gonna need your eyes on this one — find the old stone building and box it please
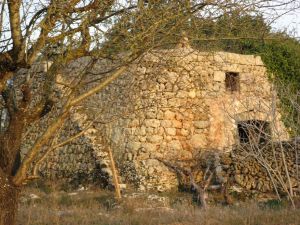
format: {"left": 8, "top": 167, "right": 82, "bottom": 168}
{"left": 1, "top": 43, "right": 290, "bottom": 191}
{"left": 92, "top": 47, "right": 289, "bottom": 191}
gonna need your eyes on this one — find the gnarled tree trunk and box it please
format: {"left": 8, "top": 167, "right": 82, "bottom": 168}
{"left": 0, "top": 113, "right": 25, "bottom": 225}
{"left": 0, "top": 168, "right": 19, "bottom": 225}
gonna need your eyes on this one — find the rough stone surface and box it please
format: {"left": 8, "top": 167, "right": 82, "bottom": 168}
{"left": 222, "top": 142, "right": 300, "bottom": 193}
{"left": 6, "top": 45, "right": 290, "bottom": 191}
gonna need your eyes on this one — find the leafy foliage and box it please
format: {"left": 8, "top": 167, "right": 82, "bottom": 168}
{"left": 259, "top": 39, "right": 300, "bottom": 135}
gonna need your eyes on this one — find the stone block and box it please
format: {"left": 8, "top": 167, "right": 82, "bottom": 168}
{"left": 214, "top": 53, "right": 225, "bottom": 63}
{"left": 176, "top": 91, "right": 188, "bottom": 98}
{"left": 139, "top": 136, "right": 146, "bottom": 142}
{"left": 168, "top": 140, "right": 182, "bottom": 151}
{"left": 127, "top": 142, "right": 141, "bottom": 152}
{"left": 144, "top": 119, "right": 160, "bottom": 128}
{"left": 145, "top": 159, "right": 160, "bottom": 167}
{"left": 166, "top": 136, "right": 172, "bottom": 141}
{"left": 158, "top": 127, "right": 164, "bottom": 135}
{"left": 158, "top": 83, "right": 165, "bottom": 91}
{"left": 157, "top": 76, "right": 167, "bottom": 84}
{"left": 165, "top": 128, "right": 176, "bottom": 136}
{"left": 175, "top": 112, "right": 184, "bottom": 120}
{"left": 146, "top": 111, "right": 157, "bottom": 119}
{"left": 147, "top": 135, "right": 164, "bottom": 143}
{"left": 183, "top": 122, "right": 192, "bottom": 129}
{"left": 189, "top": 134, "right": 207, "bottom": 149}
{"left": 172, "top": 120, "right": 183, "bottom": 128}
{"left": 168, "top": 98, "right": 181, "bottom": 108}
{"left": 148, "top": 167, "right": 155, "bottom": 175}
{"left": 194, "top": 129, "right": 205, "bottom": 134}
{"left": 180, "top": 150, "right": 193, "bottom": 159}
{"left": 166, "top": 71, "right": 178, "bottom": 84}
{"left": 173, "top": 85, "right": 179, "bottom": 92}
{"left": 164, "top": 110, "right": 176, "bottom": 120}
{"left": 137, "top": 66, "right": 147, "bottom": 74}
{"left": 182, "top": 111, "right": 194, "bottom": 120}
{"left": 146, "top": 127, "right": 154, "bottom": 134}
{"left": 161, "top": 120, "right": 173, "bottom": 128}
{"left": 157, "top": 110, "right": 164, "bottom": 119}
{"left": 164, "top": 92, "right": 175, "bottom": 98}
{"left": 126, "top": 153, "right": 133, "bottom": 161}
{"left": 150, "top": 152, "right": 163, "bottom": 159}
{"left": 194, "top": 121, "right": 210, "bottom": 129}
{"left": 180, "top": 129, "right": 189, "bottom": 136}
{"left": 214, "top": 71, "right": 225, "bottom": 82}
{"left": 165, "top": 83, "right": 173, "bottom": 91}
{"left": 188, "top": 90, "right": 196, "bottom": 98}
{"left": 139, "top": 126, "right": 147, "bottom": 136}
{"left": 143, "top": 143, "right": 158, "bottom": 152}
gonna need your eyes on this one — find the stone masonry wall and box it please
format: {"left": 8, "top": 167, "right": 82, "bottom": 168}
{"left": 2, "top": 61, "right": 114, "bottom": 187}
{"left": 80, "top": 47, "right": 289, "bottom": 191}
{"left": 7, "top": 47, "right": 289, "bottom": 191}
{"left": 222, "top": 141, "right": 300, "bottom": 193}
{"left": 167, "top": 142, "right": 300, "bottom": 194}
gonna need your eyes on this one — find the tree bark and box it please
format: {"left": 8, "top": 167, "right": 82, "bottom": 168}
{"left": 0, "top": 168, "right": 19, "bottom": 225}
{"left": 0, "top": 114, "right": 25, "bottom": 175}
{"left": 0, "top": 113, "right": 24, "bottom": 225}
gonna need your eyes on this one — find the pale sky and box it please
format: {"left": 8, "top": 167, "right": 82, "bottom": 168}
{"left": 271, "top": 8, "right": 300, "bottom": 39}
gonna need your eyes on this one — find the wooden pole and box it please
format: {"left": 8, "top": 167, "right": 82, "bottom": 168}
{"left": 108, "top": 147, "right": 122, "bottom": 200}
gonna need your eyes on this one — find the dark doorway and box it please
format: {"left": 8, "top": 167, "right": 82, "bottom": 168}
{"left": 237, "top": 120, "right": 271, "bottom": 144}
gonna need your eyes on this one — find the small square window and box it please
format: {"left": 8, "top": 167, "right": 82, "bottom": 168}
{"left": 225, "top": 72, "right": 240, "bottom": 92}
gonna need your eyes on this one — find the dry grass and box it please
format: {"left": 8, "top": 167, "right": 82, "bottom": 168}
{"left": 17, "top": 185, "right": 300, "bottom": 225}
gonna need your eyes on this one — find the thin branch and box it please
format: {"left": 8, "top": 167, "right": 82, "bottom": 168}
{"left": 8, "top": 0, "right": 22, "bottom": 55}
{"left": 70, "top": 66, "right": 127, "bottom": 106}
{"left": 32, "top": 119, "right": 95, "bottom": 176}
{"left": 0, "top": 0, "right": 7, "bottom": 40}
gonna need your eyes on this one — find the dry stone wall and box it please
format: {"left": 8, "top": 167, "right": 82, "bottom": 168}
{"left": 1, "top": 61, "right": 114, "bottom": 186}
{"left": 222, "top": 142, "right": 300, "bottom": 193}
{"left": 6, "top": 46, "right": 289, "bottom": 191}
{"left": 168, "top": 142, "right": 300, "bottom": 194}
{"left": 37, "top": 124, "right": 109, "bottom": 186}
{"left": 79, "top": 47, "right": 289, "bottom": 191}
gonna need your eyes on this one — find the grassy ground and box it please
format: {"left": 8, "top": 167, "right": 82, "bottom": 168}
{"left": 17, "top": 184, "right": 300, "bottom": 225}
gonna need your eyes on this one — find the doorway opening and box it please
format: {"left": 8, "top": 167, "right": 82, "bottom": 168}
{"left": 237, "top": 120, "right": 271, "bottom": 144}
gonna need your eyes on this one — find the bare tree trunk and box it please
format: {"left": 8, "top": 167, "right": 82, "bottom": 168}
{"left": 222, "top": 183, "right": 233, "bottom": 205}
{"left": 0, "top": 168, "right": 19, "bottom": 225}
{"left": 198, "top": 188, "right": 207, "bottom": 209}
{"left": 0, "top": 115, "right": 25, "bottom": 225}
{"left": 0, "top": 114, "right": 25, "bottom": 175}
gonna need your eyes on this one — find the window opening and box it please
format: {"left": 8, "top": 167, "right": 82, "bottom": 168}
{"left": 225, "top": 72, "right": 240, "bottom": 92}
